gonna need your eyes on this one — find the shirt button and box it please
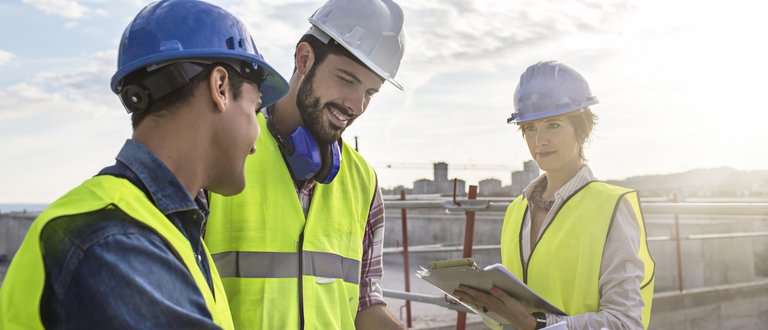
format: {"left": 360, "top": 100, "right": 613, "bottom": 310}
{"left": 195, "top": 254, "right": 201, "bottom": 262}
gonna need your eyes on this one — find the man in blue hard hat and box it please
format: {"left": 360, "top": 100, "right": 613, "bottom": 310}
{"left": 204, "top": 0, "right": 407, "bottom": 328}
{"left": 0, "top": 0, "right": 288, "bottom": 328}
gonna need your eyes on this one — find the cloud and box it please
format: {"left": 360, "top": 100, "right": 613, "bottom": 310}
{"left": 0, "top": 50, "right": 119, "bottom": 119}
{"left": 0, "top": 83, "right": 68, "bottom": 122}
{"left": 0, "top": 50, "right": 14, "bottom": 65}
{"left": 36, "top": 50, "right": 114, "bottom": 88}
{"left": 227, "top": 1, "right": 321, "bottom": 65}
{"left": 393, "top": 0, "right": 633, "bottom": 83}
{"left": 0, "top": 81, "right": 119, "bottom": 121}
{"left": 0, "top": 83, "right": 55, "bottom": 104}
{"left": 125, "top": 0, "right": 152, "bottom": 7}
{"left": 22, "top": 0, "right": 91, "bottom": 19}
{"left": 228, "top": 0, "right": 633, "bottom": 91}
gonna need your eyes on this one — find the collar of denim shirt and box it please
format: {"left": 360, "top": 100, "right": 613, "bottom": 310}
{"left": 113, "top": 139, "right": 200, "bottom": 215}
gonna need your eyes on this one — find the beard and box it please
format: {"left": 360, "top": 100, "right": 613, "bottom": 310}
{"left": 295, "top": 65, "right": 354, "bottom": 144}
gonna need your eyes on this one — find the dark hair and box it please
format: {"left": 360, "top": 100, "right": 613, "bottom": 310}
{"left": 127, "top": 63, "right": 247, "bottom": 128}
{"left": 516, "top": 109, "right": 598, "bottom": 162}
{"left": 293, "top": 34, "right": 369, "bottom": 74}
{"left": 568, "top": 109, "right": 598, "bottom": 162}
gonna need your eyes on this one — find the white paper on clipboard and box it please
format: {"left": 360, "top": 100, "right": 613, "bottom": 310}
{"left": 416, "top": 258, "right": 567, "bottom": 326}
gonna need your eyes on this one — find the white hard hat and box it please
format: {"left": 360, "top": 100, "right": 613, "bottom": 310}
{"left": 306, "top": 0, "right": 406, "bottom": 90}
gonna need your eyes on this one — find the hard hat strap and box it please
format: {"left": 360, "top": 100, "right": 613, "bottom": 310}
{"left": 142, "top": 63, "right": 205, "bottom": 101}
{"left": 119, "top": 62, "right": 205, "bottom": 113}
{"left": 118, "top": 61, "right": 267, "bottom": 114}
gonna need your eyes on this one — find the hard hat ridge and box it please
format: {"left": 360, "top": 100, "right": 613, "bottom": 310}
{"left": 508, "top": 61, "right": 598, "bottom": 124}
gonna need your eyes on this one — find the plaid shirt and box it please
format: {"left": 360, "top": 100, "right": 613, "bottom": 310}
{"left": 295, "top": 179, "right": 386, "bottom": 311}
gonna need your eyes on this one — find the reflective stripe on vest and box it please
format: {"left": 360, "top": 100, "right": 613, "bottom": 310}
{"left": 205, "top": 113, "right": 376, "bottom": 329}
{"left": 0, "top": 176, "right": 234, "bottom": 330}
{"left": 500, "top": 181, "right": 655, "bottom": 329}
{"left": 213, "top": 251, "right": 360, "bottom": 284}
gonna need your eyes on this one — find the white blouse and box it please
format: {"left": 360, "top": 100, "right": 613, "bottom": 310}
{"left": 518, "top": 165, "right": 645, "bottom": 330}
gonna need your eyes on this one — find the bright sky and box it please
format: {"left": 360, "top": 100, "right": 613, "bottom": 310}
{"left": 0, "top": 0, "right": 766, "bottom": 203}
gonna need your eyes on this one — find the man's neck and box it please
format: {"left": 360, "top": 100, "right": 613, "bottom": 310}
{"left": 133, "top": 119, "right": 207, "bottom": 199}
{"left": 272, "top": 88, "right": 302, "bottom": 136}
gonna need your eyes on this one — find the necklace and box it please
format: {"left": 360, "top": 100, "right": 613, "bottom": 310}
{"left": 529, "top": 179, "right": 554, "bottom": 211}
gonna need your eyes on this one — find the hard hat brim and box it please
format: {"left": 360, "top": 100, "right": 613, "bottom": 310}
{"left": 508, "top": 99, "right": 598, "bottom": 124}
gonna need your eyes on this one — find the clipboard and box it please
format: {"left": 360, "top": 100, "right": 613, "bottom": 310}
{"left": 416, "top": 258, "right": 567, "bottom": 326}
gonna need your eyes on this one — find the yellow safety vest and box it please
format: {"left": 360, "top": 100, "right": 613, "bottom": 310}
{"left": 501, "top": 182, "right": 655, "bottom": 329}
{"left": 0, "top": 176, "right": 234, "bottom": 330}
{"left": 205, "top": 113, "right": 377, "bottom": 329}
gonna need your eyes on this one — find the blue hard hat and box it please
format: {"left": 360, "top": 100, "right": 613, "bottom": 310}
{"left": 507, "top": 61, "right": 598, "bottom": 124}
{"left": 111, "top": 0, "right": 288, "bottom": 108}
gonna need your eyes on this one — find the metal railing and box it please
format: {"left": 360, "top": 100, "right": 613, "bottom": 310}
{"left": 383, "top": 200, "right": 768, "bottom": 215}
{"left": 381, "top": 188, "right": 768, "bottom": 329}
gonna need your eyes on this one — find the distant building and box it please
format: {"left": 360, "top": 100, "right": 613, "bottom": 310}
{"left": 523, "top": 160, "right": 539, "bottom": 176}
{"left": 413, "top": 179, "right": 434, "bottom": 195}
{"left": 510, "top": 171, "right": 527, "bottom": 196}
{"left": 399, "top": 161, "right": 539, "bottom": 197}
{"left": 381, "top": 185, "right": 411, "bottom": 196}
{"left": 434, "top": 162, "right": 448, "bottom": 183}
{"left": 408, "top": 162, "right": 467, "bottom": 196}
{"left": 434, "top": 162, "right": 451, "bottom": 195}
{"left": 510, "top": 160, "right": 540, "bottom": 196}
{"left": 479, "top": 178, "right": 502, "bottom": 196}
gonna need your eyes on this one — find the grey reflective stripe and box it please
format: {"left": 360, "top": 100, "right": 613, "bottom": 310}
{"left": 302, "top": 251, "right": 360, "bottom": 284}
{"left": 213, "top": 251, "right": 298, "bottom": 278}
{"left": 213, "top": 251, "right": 360, "bottom": 284}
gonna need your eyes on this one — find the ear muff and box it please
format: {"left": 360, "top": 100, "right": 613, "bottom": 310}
{"left": 119, "top": 84, "right": 151, "bottom": 113}
{"left": 315, "top": 141, "right": 341, "bottom": 184}
{"left": 267, "top": 117, "right": 341, "bottom": 184}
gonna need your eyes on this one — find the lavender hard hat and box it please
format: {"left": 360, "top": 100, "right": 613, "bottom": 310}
{"left": 508, "top": 61, "right": 598, "bottom": 124}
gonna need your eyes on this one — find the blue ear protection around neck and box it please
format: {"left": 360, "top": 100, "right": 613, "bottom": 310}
{"left": 267, "top": 116, "right": 341, "bottom": 184}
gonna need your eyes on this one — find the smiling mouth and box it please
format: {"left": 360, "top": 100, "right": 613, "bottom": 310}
{"left": 326, "top": 105, "right": 351, "bottom": 128}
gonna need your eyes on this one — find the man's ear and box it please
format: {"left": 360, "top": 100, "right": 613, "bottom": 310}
{"left": 295, "top": 42, "right": 316, "bottom": 76}
{"left": 209, "top": 66, "right": 230, "bottom": 113}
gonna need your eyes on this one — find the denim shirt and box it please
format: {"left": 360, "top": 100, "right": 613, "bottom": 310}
{"left": 40, "top": 139, "right": 220, "bottom": 329}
